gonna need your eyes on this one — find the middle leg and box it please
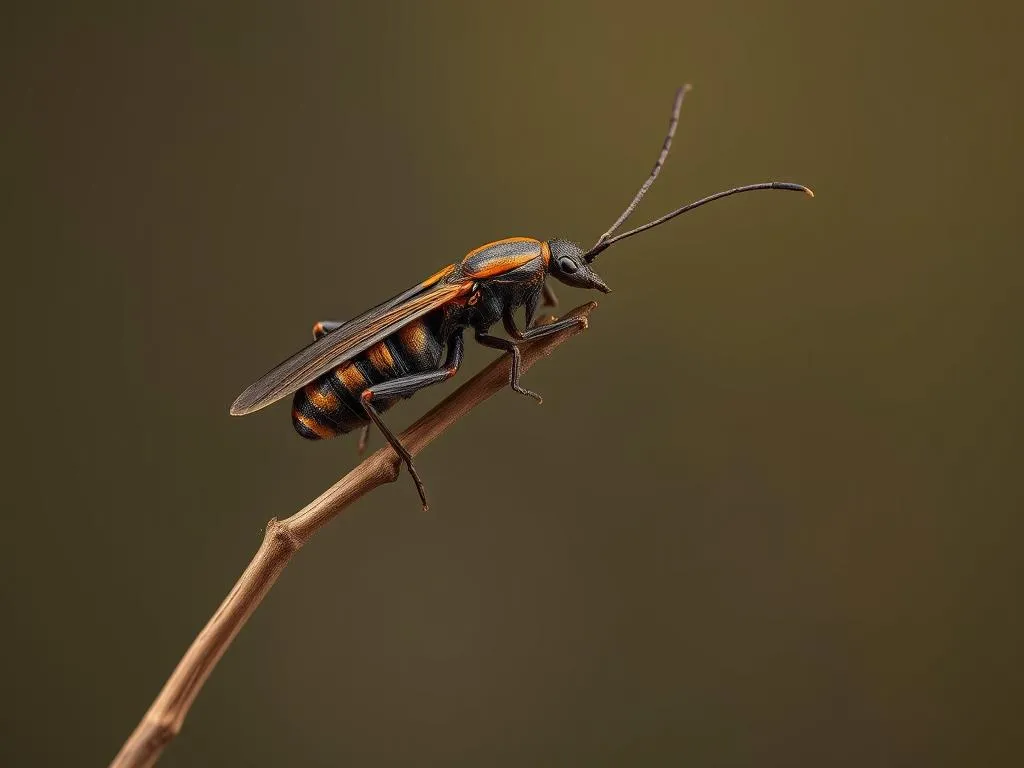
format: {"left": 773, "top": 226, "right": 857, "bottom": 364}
{"left": 472, "top": 308, "right": 588, "bottom": 404}
{"left": 474, "top": 330, "right": 542, "bottom": 404}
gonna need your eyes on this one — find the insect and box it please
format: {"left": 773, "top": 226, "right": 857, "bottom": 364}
{"left": 230, "top": 86, "right": 813, "bottom": 509}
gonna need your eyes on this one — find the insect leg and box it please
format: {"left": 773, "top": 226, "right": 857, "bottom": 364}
{"left": 358, "top": 332, "right": 464, "bottom": 510}
{"left": 530, "top": 312, "right": 560, "bottom": 329}
{"left": 473, "top": 308, "right": 588, "bottom": 404}
{"left": 312, "top": 320, "right": 346, "bottom": 340}
{"left": 504, "top": 308, "right": 587, "bottom": 342}
{"left": 473, "top": 330, "right": 543, "bottom": 404}
{"left": 524, "top": 284, "right": 558, "bottom": 329}
{"left": 541, "top": 282, "right": 559, "bottom": 308}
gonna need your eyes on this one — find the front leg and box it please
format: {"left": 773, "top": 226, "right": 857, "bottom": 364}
{"left": 503, "top": 306, "right": 588, "bottom": 341}
{"left": 473, "top": 330, "right": 543, "bottom": 404}
{"left": 541, "top": 282, "right": 559, "bottom": 308}
{"left": 524, "top": 283, "right": 559, "bottom": 329}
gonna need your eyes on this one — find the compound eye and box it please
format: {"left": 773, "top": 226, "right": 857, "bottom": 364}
{"left": 558, "top": 257, "right": 578, "bottom": 273}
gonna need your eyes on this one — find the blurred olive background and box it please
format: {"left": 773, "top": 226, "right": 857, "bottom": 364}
{"left": 4, "top": 1, "right": 1022, "bottom": 766}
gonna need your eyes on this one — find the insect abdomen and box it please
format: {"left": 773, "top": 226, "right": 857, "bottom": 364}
{"left": 291, "top": 314, "right": 446, "bottom": 440}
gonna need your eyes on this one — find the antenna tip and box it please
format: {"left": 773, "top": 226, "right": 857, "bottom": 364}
{"left": 682, "top": 83, "right": 693, "bottom": 93}
{"left": 772, "top": 182, "right": 815, "bottom": 198}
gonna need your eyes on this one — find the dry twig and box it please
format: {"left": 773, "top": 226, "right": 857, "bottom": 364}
{"left": 110, "top": 302, "right": 596, "bottom": 768}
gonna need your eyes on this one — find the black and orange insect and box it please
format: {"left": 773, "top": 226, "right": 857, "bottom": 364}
{"left": 231, "top": 87, "right": 813, "bottom": 509}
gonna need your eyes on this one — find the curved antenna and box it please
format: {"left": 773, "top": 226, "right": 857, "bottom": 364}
{"left": 587, "top": 85, "right": 691, "bottom": 257}
{"left": 584, "top": 182, "right": 814, "bottom": 262}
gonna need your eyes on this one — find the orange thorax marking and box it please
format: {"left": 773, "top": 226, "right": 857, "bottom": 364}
{"left": 461, "top": 237, "right": 543, "bottom": 279}
{"left": 419, "top": 263, "right": 456, "bottom": 289}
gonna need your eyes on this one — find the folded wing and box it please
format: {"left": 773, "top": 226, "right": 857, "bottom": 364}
{"left": 230, "top": 277, "right": 471, "bottom": 416}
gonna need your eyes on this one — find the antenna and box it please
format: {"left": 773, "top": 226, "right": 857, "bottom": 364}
{"left": 583, "top": 182, "right": 813, "bottom": 261}
{"left": 589, "top": 84, "right": 691, "bottom": 253}
{"left": 582, "top": 86, "right": 813, "bottom": 262}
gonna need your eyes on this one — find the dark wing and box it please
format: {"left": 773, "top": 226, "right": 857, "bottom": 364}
{"left": 230, "top": 277, "right": 471, "bottom": 416}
